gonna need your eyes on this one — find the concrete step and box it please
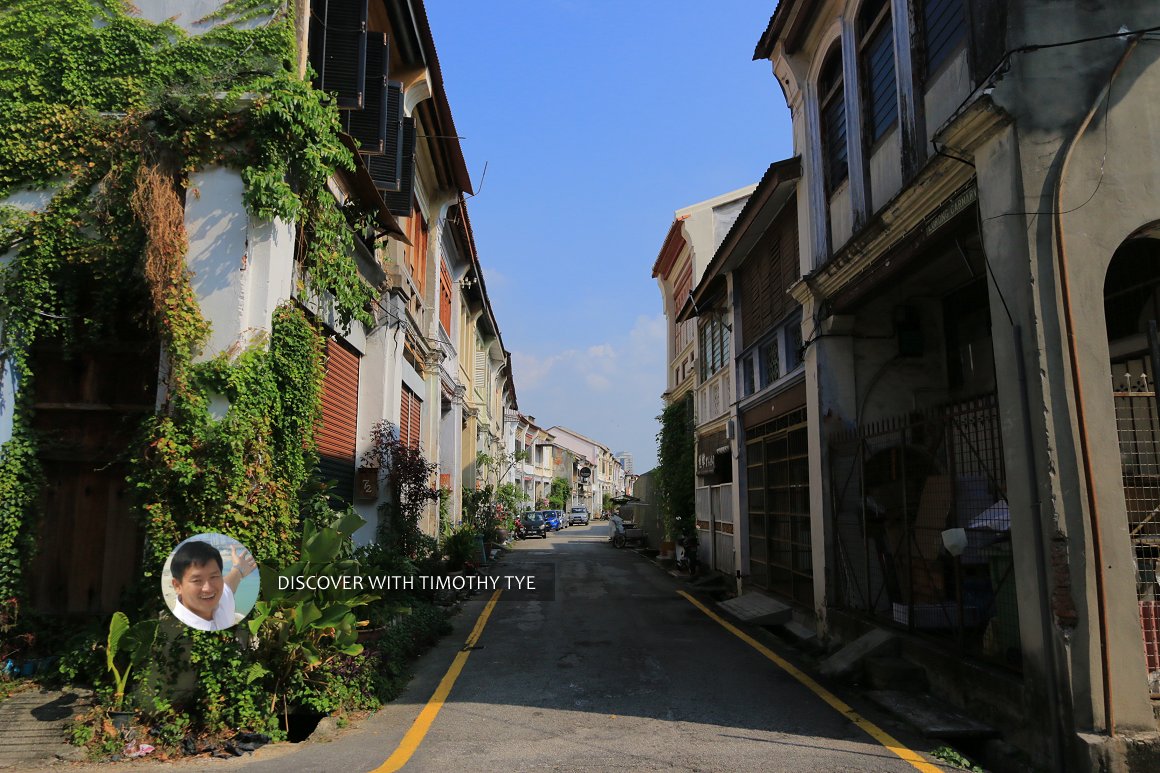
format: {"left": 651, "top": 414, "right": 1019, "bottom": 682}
{"left": 717, "top": 592, "right": 792, "bottom": 626}
{"left": 819, "top": 628, "right": 895, "bottom": 679}
{"left": 865, "top": 689, "right": 998, "bottom": 740}
{"left": 778, "top": 620, "right": 819, "bottom": 644}
{"left": 864, "top": 655, "right": 928, "bottom": 692}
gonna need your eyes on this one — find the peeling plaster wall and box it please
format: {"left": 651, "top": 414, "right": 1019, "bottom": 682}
{"left": 185, "top": 167, "right": 295, "bottom": 361}
{"left": 977, "top": 0, "right": 1160, "bottom": 748}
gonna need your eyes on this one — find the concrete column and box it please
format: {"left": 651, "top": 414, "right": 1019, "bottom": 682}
{"left": 805, "top": 304, "right": 857, "bottom": 636}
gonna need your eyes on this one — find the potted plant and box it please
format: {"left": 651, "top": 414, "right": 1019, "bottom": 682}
{"left": 105, "top": 612, "right": 158, "bottom": 730}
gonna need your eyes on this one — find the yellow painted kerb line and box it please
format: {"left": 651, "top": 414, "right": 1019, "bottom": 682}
{"left": 371, "top": 589, "right": 503, "bottom": 773}
{"left": 677, "top": 590, "right": 941, "bottom": 773}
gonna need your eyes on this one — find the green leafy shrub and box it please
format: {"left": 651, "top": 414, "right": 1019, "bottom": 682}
{"left": 442, "top": 527, "right": 478, "bottom": 572}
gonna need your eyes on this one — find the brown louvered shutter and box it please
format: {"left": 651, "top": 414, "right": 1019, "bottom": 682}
{"left": 439, "top": 260, "right": 453, "bottom": 334}
{"left": 345, "top": 32, "right": 389, "bottom": 154}
{"left": 317, "top": 339, "right": 360, "bottom": 503}
{"left": 400, "top": 385, "right": 422, "bottom": 449}
{"left": 398, "top": 388, "right": 411, "bottom": 448}
{"left": 383, "top": 117, "right": 416, "bottom": 215}
{"left": 307, "top": 0, "right": 368, "bottom": 110}
{"left": 409, "top": 388, "right": 422, "bottom": 449}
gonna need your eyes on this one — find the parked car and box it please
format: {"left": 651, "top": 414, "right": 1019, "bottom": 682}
{"left": 569, "top": 507, "right": 589, "bottom": 525}
{"left": 519, "top": 511, "right": 548, "bottom": 539}
{"left": 541, "top": 510, "right": 563, "bottom": 531}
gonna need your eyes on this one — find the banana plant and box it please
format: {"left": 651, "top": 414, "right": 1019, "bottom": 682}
{"left": 247, "top": 510, "right": 381, "bottom": 717}
{"left": 106, "top": 612, "right": 158, "bottom": 711}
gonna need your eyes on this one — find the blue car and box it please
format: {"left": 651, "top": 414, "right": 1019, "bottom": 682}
{"left": 541, "top": 510, "right": 562, "bottom": 531}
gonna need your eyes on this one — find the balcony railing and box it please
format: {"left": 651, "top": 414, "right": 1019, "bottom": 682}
{"left": 696, "top": 367, "right": 731, "bottom": 426}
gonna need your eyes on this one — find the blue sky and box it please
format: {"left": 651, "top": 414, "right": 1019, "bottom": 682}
{"left": 426, "top": 1, "right": 794, "bottom": 472}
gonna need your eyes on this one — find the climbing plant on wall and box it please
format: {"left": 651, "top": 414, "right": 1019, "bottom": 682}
{"left": 0, "top": 0, "right": 377, "bottom": 603}
{"left": 0, "top": 0, "right": 392, "bottom": 737}
{"left": 655, "top": 397, "right": 696, "bottom": 539}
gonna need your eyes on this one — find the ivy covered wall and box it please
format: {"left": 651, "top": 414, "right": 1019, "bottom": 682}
{"left": 0, "top": 0, "right": 374, "bottom": 607}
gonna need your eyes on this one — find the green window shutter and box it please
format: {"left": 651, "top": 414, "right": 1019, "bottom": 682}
{"left": 308, "top": 0, "right": 368, "bottom": 110}
{"left": 364, "top": 81, "right": 405, "bottom": 188}
{"left": 382, "top": 117, "right": 416, "bottom": 216}
{"left": 345, "top": 32, "right": 390, "bottom": 154}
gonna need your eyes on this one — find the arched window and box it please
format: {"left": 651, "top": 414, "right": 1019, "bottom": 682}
{"left": 859, "top": 0, "right": 897, "bottom": 145}
{"left": 922, "top": 0, "right": 967, "bottom": 75}
{"left": 819, "top": 47, "right": 847, "bottom": 193}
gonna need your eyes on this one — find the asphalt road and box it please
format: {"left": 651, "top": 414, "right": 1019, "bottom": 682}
{"left": 40, "top": 523, "right": 947, "bottom": 772}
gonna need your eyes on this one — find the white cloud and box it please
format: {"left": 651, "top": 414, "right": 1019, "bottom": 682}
{"left": 509, "top": 314, "right": 667, "bottom": 470}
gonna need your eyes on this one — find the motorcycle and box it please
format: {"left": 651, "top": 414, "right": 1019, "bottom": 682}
{"left": 675, "top": 534, "right": 700, "bottom": 575}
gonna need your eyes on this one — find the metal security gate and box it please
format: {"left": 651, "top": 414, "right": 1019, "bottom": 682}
{"left": 1112, "top": 357, "right": 1160, "bottom": 696}
{"left": 695, "top": 483, "right": 734, "bottom": 576}
{"left": 829, "top": 395, "right": 1021, "bottom": 669}
{"left": 745, "top": 407, "right": 812, "bottom": 607}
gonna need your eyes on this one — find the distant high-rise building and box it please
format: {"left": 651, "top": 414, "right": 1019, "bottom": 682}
{"left": 614, "top": 452, "right": 634, "bottom": 475}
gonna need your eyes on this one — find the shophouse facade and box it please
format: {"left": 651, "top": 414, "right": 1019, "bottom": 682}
{"left": 0, "top": 0, "right": 519, "bottom": 616}
{"left": 755, "top": 0, "right": 1160, "bottom": 766}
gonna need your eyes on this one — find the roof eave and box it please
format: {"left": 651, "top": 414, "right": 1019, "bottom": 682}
{"left": 753, "top": 0, "right": 820, "bottom": 60}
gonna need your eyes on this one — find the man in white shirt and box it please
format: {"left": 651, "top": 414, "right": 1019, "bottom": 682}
{"left": 169, "top": 541, "right": 257, "bottom": 631}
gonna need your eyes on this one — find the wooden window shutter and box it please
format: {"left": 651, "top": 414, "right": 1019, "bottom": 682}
{"left": 410, "top": 388, "right": 422, "bottom": 449}
{"left": 383, "top": 117, "right": 416, "bottom": 215}
{"left": 404, "top": 207, "right": 428, "bottom": 298}
{"left": 364, "top": 80, "right": 405, "bottom": 187}
{"left": 345, "top": 33, "right": 390, "bottom": 154}
{"left": 439, "top": 260, "right": 453, "bottom": 334}
{"left": 398, "top": 388, "right": 411, "bottom": 448}
{"left": 316, "top": 339, "right": 360, "bottom": 503}
{"left": 400, "top": 385, "right": 422, "bottom": 449}
{"left": 474, "top": 351, "right": 486, "bottom": 390}
{"left": 923, "top": 0, "right": 967, "bottom": 75}
{"left": 307, "top": 0, "right": 368, "bottom": 110}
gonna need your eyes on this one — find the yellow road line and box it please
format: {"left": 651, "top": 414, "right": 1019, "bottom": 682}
{"left": 370, "top": 589, "right": 503, "bottom": 773}
{"left": 677, "top": 590, "right": 941, "bottom": 773}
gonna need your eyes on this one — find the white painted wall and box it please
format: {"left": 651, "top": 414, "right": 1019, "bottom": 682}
{"left": 132, "top": 1, "right": 273, "bottom": 34}
{"left": 924, "top": 49, "right": 971, "bottom": 141}
{"left": 868, "top": 126, "right": 903, "bottom": 214}
{"left": 185, "top": 167, "right": 295, "bottom": 361}
{"left": 829, "top": 183, "right": 853, "bottom": 251}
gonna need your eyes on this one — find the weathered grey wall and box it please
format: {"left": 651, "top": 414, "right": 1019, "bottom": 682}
{"left": 978, "top": 0, "right": 1160, "bottom": 751}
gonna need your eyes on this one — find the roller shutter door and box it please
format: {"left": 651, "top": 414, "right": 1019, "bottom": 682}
{"left": 317, "top": 339, "right": 360, "bottom": 503}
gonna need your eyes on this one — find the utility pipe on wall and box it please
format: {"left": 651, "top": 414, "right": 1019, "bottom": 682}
{"left": 1053, "top": 33, "right": 1141, "bottom": 737}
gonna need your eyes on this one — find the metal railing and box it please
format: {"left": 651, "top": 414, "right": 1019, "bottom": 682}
{"left": 828, "top": 394, "right": 1021, "bottom": 670}
{"left": 696, "top": 368, "right": 731, "bottom": 426}
{"left": 1112, "top": 358, "right": 1160, "bottom": 695}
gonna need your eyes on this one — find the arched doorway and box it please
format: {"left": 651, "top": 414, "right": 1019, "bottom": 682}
{"left": 1104, "top": 235, "right": 1160, "bottom": 696}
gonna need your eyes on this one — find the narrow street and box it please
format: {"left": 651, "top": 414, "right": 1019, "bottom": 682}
{"left": 208, "top": 525, "right": 943, "bottom": 773}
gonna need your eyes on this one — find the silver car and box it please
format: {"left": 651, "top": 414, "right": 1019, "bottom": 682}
{"left": 568, "top": 507, "right": 590, "bottom": 525}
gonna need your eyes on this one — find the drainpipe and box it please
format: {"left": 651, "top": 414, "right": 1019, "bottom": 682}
{"left": 1053, "top": 34, "right": 1141, "bottom": 737}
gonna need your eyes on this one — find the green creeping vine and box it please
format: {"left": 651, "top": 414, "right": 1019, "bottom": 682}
{"left": 0, "top": 0, "right": 369, "bottom": 606}
{"left": 656, "top": 398, "right": 696, "bottom": 540}
{"left": 0, "top": 0, "right": 381, "bottom": 736}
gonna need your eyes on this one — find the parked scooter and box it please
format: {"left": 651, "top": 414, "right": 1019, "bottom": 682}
{"left": 675, "top": 533, "right": 700, "bottom": 575}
